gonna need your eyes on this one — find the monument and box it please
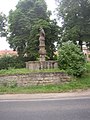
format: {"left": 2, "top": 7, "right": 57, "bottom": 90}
{"left": 26, "top": 27, "right": 58, "bottom": 70}
{"left": 39, "top": 27, "right": 46, "bottom": 62}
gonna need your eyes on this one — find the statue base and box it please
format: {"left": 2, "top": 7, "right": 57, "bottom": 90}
{"left": 26, "top": 61, "right": 58, "bottom": 70}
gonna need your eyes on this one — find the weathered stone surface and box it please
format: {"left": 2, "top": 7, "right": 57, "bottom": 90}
{"left": 26, "top": 61, "right": 58, "bottom": 70}
{"left": 0, "top": 72, "right": 71, "bottom": 87}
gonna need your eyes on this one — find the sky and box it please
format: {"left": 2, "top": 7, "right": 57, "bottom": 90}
{"left": 0, "top": 0, "right": 57, "bottom": 50}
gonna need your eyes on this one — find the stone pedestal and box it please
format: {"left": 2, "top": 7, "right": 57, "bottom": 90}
{"left": 26, "top": 61, "right": 58, "bottom": 70}
{"left": 39, "top": 35, "right": 46, "bottom": 62}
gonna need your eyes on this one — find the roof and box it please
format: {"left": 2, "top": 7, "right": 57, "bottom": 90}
{"left": 0, "top": 50, "right": 17, "bottom": 56}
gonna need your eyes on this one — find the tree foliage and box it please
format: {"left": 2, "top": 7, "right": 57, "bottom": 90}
{"left": 58, "top": 42, "right": 86, "bottom": 77}
{"left": 0, "top": 12, "right": 7, "bottom": 37}
{"left": 56, "top": 0, "right": 90, "bottom": 50}
{"left": 8, "top": 0, "right": 60, "bottom": 60}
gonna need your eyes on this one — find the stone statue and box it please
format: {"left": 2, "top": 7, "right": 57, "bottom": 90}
{"left": 39, "top": 27, "right": 45, "bottom": 38}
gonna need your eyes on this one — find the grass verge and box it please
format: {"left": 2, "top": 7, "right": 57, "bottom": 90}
{"left": 0, "top": 68, "right": 65, "bottom": 76}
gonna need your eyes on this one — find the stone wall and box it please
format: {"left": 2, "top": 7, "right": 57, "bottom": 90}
{"left": 0, "top": 72, "right": 71, "bottom": 87}
{"left": 26, "top": 61, "right": 58, "bottom": 70}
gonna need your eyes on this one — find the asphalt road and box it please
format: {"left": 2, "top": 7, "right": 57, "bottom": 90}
{"left": 0, "top": 96, "right": 90, "bottom": 120}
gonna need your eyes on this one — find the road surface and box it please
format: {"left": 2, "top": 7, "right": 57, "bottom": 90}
{"left": 0, "top": 95, "right": 90, "bottom": 120}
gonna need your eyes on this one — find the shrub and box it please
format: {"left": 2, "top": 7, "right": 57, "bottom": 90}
{"left": 57, "top": 42, "right": 86, "bottom": 77}
{"left": 0, "top": 56, "right": 25, "bottom": 70}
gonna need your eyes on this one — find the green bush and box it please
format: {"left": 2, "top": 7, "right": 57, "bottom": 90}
{"left": 0, "top": 56, "right": 25, "bottom": 70}
{"left": 57, "top": 42, "right": 86, "bottom": 77}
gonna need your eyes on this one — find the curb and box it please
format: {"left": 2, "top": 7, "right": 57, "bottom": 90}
{"left": 0, "top": 89, "right": 90, "bottom": 100}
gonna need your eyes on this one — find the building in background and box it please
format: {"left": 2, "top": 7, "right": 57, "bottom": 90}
{"left": 0, "top": 49, "right": 17, "bottom": 57}
{"left": 82, "top": 47, "right": 90, "bottom": 61}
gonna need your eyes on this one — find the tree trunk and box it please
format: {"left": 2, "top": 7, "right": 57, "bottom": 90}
{"left": 79, "top": 40, "right": 83, "bottom": 51}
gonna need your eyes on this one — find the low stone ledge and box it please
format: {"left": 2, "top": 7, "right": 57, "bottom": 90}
{"left": 0, "top": 72, "right": 71, "bottom": 87}
{"left": 26, "top": 61, "right": 58, "bottom": 70}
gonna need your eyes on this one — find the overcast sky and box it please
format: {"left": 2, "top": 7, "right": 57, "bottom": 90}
{"left": 0, "top": 0, "right": 57, "bottom": 50}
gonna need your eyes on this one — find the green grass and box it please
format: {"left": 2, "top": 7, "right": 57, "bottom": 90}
{"left": 0, "top": 62, "right": 90, "bottom": 94}
{"left": 0, "top": 68, "right": 30, "bottom": 76}
{"left": 0, "top": 68, "right": 64, "bottom": 76}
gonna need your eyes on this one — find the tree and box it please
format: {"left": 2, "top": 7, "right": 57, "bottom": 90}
{"left": 8, "top": 0, "right": 60, "bottom": 60}
{"left": 56, "top": 0, "right": 90, "bottom": 50}
{"left": 27, "top": 19, "right": 60, "bottom": 60}
{"left": 58, "top": 41, "right": 86, "bottom": 77}
{"left": 0, "top": 12, "right": 7, "bottom": 37}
